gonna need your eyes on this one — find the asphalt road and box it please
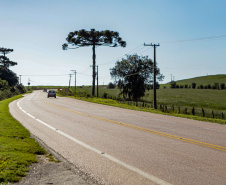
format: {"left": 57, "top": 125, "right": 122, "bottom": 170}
{"left": 9, "top": 91, "right": 226, "bottom": 185}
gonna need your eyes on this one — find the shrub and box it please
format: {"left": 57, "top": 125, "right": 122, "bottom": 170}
{"left": 192, "top": 83, "right": 196, "bottom": 89}
{"left": 102, "top": 92, "right": 108, "bottom": 99}
{"left": 170, "top": 81, "right": 176, "bottom": 88}
{"left": 107, "top": 82, "right": 116, "bottom": 89}
{"left": 220, "top": 83, "right": 225, "bottom": 90}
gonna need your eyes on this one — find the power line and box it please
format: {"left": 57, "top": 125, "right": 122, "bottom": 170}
{"left": 159, "top": 34, "right": 226, "bottom": 44}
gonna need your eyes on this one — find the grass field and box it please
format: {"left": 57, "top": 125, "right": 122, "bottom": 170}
{"left": 164, "top": 74, "right": 226, "bottom": 87}
{"left": 0, "top": 95, "right": 46, "bottom": 183}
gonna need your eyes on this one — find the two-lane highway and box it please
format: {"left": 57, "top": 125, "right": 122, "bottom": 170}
{"left": 9, "top": 91, "right": 226, "bottom": 184}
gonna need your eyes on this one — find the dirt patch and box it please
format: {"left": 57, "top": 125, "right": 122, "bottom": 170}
{"left": 10, "top": 135, "right": 101, "bottom": 185}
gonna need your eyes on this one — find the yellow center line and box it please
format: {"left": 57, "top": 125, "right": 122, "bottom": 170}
{"left": 41, "top": 94, "right": 226, "bottom": 152}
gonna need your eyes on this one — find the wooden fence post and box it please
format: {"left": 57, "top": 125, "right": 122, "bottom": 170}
{"left": 202, "top": 108, "right": 205, "bottom": 117}
{"left": 192, "top": 107, "right": 195, "bottom": 116}
{"left": 185, "top": 108, "right": 187, "bottom": 114}
{"left": 212, "top": 110, "right": 214, "bottom": 118}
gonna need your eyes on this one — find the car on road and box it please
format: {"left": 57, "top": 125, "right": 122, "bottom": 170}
{"left": 43, "top": 88, "right": 47, "bottom": 92}
{"left": 47, "top": 90, "right": 56, "bottom": 98}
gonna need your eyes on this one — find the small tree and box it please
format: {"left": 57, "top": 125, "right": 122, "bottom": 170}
{"left": 63, "top": 29, "right": 126, "bottom": 96}
{"left": 107, "top": 82, "right": 115, "bottom": 89}
{"left": 170, "top": 81, "right": 176, "bottom": 88}
{"left": 110, "top": 54, "right": 164, "bottom": 101}
{"left": 220, "top": 83, "right": 225, "bottom": 90}
{"left": 192, "top": 83, "right": 196, "bottom": 89}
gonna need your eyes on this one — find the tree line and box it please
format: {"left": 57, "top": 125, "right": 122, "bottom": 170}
{"left": 0, "top": 47, "right": 25, "bottom": 100}
{"left": 170, "top": 81, "right": 225, "bottom": 90}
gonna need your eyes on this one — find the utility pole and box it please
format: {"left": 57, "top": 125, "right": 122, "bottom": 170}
{"left": 69, "top": 74, "right": 72, "bottom": 88}
{"left": 19, "top": 75, "right": 22, "bottom": 84}
{"left": 171, "top": 74, "right": 172, "bottom": 82}
{"left": 144, "top": 43, "right": 160, "bottom": 109}
{"left": 71, "top": 70, "right": 76, "bottom": 94}
{"left": 96, "top": 65, "right": 99, "bottom": 97}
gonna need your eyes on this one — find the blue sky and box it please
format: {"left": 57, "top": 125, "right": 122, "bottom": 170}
{"left": 1, "top": 0, "right": 226, "bottom": 86}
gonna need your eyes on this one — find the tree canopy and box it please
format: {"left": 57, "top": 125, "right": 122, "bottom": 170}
{"left": 110, "top": 54, "right": 164, "bottom": 101}
{"left": 63, "top": 29, "right": 126, "bottom": 96}
{"left": 0, "top": 56, "right": 17, "bottom": 68}
{"left": 0, "top": 47, "right": 13, "bottom": 56}
{"left": 0, "top": 47, "right": 18, "bottom": 86}
{"left": 62, "top": 29, "right": 126, "bottom": 50}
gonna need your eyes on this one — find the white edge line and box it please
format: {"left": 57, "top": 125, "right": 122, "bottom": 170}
{"left": 17, "top": 98, "right": 172, "bottom": 185}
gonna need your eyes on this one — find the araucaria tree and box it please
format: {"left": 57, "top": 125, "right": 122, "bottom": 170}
{"left": 0, "top": 47, "right": 18, "bottom": 86}
{"left": 62, "top": 29, "right": 126, "bottom": 96}
{"left": 110, "top": 54, "right": 164, "bottom": 101}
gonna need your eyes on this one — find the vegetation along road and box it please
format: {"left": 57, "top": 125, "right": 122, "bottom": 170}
{"left": 9, "top": 90, "right": 226, "bottom": 185}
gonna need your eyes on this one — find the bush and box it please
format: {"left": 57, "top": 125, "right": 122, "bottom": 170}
{"left": 16, "top": 84, "right": 26, "bottom": 94}
{"left": 212, "top": 83, "right": 219, "bottom": 89}
{"left": 220, "top": 83, "right": 225, "bottom": 90}
{"left": 192, "top": 83, "right": 196, "bottom": 89}
{"left": 102, "top": 92, "right": 108, "bottom": 99}
{"left": 107, "top": 82, "right": 116, "bottom": 89}
{"left": 170, "top": 81, "right": 176, "bottom": 88}
{"left": 199, "top": 85, "right": 204, "bottom": 89}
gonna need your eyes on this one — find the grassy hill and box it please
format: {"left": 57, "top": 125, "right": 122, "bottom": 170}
{"left": 170, "top": 74, "right": 226, "bottom": 86}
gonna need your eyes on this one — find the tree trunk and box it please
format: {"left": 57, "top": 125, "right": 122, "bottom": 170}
{"left": 92, "top": 44, "right": 96, "bottom": 96}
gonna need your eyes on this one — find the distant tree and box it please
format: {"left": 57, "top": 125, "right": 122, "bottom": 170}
{"left": 170, "top": 81, "right": 176, "bottom": 88}
{"left": 220, "top": 83, "right": 225, "bottom": 90}
{"left": 192, "top": 83, "right": 196, "bottom": 89}
{"left": 212, "top": 83, "right": 219, "bottom": 89}
{"left": 110, "top": 54, "right": 164, "bottom": 101}
{"left": 107, "top": 82, "right": 115, "bottom": 89}
{"left": 63, "top": 29, "right": 126, "bottom": 96}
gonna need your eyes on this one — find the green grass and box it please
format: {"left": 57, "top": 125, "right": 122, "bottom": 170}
{"left": 165, "top": 74, "right": 226, "bottom": 87}
{"left": 0, "top": 95, "right": 46, "bottom": 183}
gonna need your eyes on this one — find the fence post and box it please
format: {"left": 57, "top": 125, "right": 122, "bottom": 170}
{"left": 212, "top": 110, "right": 214, "bottom": 118}
{"left": 222, "top": 112, "right": 224, "bottom": 119}
{"left": 178, "top": 106, "right": 180, "bottom": 114}
{"left": 192, "top": 107, "right": 195, "bottom": 116}
{"left": 202, "top": 108, "right": 205, "bottom": 117}
{"left": 165, "top": 105, "right": 167, "bottom": 112}
{"left": 185, "top": 108, "right": 187, "bottom": 114}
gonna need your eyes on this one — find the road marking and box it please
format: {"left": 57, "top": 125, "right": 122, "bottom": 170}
{"left": 41, "top": 93, "right": 226, "bottom": 152}
{"left": 17, "top": 97, "right": 172, "bottom": 185}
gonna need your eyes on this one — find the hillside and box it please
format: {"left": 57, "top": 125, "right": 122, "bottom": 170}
{"left": 169, "top": 74, "right": 226, "bottom": 86}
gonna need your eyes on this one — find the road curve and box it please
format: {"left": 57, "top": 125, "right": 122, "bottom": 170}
{"left": 9, "top": 91, "right": 226, "bottom": 185}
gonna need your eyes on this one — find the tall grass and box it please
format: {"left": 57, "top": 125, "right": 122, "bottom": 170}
{"left": 0, "top": 95, "right": 46, "bottom": 183}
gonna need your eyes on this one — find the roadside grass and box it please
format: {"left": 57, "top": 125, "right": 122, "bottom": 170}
{"left": 0, "top": 95, "right": 46, "bottom": 183}
{"left": 60, "top": 95, "right": 226, "bottom": 125}
{"left": 71, "top": 86, "right": 226, "bottom": 111}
